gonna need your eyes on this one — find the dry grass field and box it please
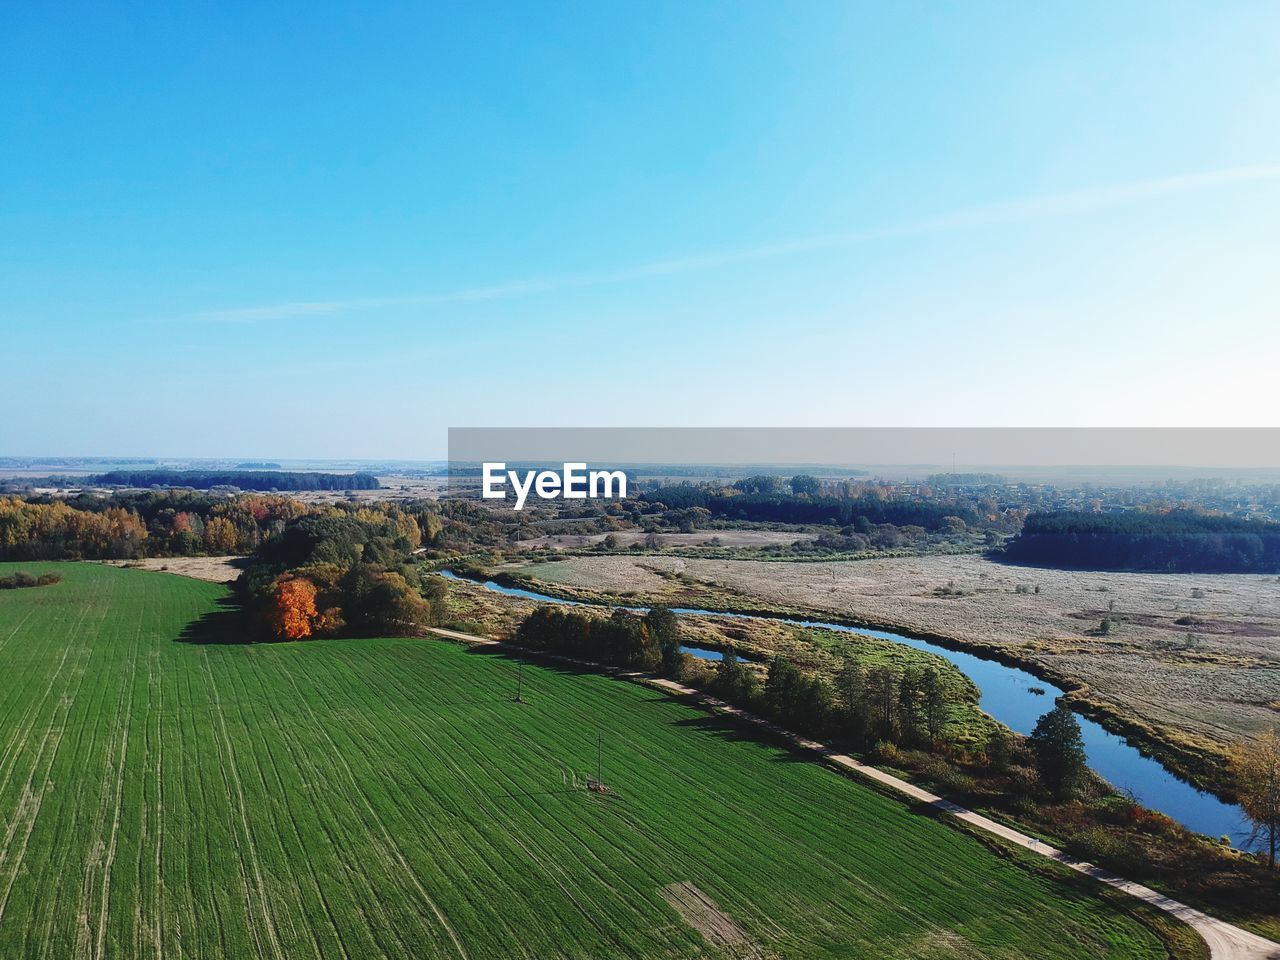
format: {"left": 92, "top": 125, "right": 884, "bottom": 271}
{"left": 500, "top": 554, "right": 1280, "bottom": 785}
{"left": 97, "top": 556, "right": 246, "bottom": 582}
{"left": 514, "top": 529, "right": 816, "bottom": 550}
{"left": 289, "top": 475, "right": 447, "bottom": 504}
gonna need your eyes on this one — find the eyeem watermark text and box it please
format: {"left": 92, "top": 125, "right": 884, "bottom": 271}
{"left": 482, "top": 462, "right": 628, "bottom": 510}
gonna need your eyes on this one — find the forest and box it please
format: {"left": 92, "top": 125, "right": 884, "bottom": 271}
{"left": 0, "top": 492, "right": 308, "bottom": 559}
{"left": 91, "top": 469, "right": 381, "bottom": 490}
{"left": 641, "top": 479, "right": 980, "bottom": 530}
{"left": 1003, "top": 509, "right": 1280, "bottom": 573}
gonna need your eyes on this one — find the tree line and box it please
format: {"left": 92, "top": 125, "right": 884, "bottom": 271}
{"left": 91, "top": 470, "right": 381, "bottom": 491}
{"left": 640, "top": 480, "right": 980, "bottom": 532}
{"left": 515, "top": 605, "right": 682, "bottom": 674}
{"left": 0, "top": 491, "right": 451, "bottom": 563}
{"left": 0, "top": 493, "right": 304, "bottom": 559}
{"left": 0, "top": 497, "right": 151, "bottom": 560}
{"left": 1004, "top": 509, "right": 1280, "bottom": 573}
{"left": 711, "top": 650, "right": 960, "bottom": 745}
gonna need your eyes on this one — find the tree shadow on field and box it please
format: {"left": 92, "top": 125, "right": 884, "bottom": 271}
{"left": 465, "top": 644, "right": 614, "bottom": 682}
{"left": 671, "top": 713, "right": 813, "bottom": 764}
{"left": 175, "top": 596, "right": 250, "bottom": 644}
{"left": 463, "top": 644, "right": 813, "bottom": 765}
{"left": 445, "top": 644, "right": 617, "bottom": 708}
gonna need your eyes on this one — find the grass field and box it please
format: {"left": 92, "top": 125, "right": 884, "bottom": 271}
{"left": 0, "top": 562, "right": 1180, "bottom": 959}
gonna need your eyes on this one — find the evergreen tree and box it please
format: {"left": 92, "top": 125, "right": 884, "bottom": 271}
{"left": 1029, "top": 702, "right": 1088, "bottom": 798}
{"left": 835, "top": 661, "right": 871, "bottom": 747}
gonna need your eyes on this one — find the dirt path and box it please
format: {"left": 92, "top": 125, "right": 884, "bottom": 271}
{"left": 427, "top": 627, "right": 1280, "bottom": 960}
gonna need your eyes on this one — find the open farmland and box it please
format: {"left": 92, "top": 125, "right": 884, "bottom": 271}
{"left": 0, "top": 562, "right": 1181, "bottom": 959}
{"left": 499, "top": 554, "right": 1280, "bottom": 785}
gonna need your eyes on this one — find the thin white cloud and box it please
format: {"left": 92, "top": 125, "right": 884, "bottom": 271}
{"left": 173, "top": 163, "right": 1280, "bottom": 324}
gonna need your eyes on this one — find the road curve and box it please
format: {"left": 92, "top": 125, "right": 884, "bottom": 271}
{"left": 428, "top": 627, "right": 1280, "bottom": 960}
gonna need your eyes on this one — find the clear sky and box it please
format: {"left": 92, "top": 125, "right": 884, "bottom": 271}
{"left": 3, "top": 1, "right": 1279, "bottom": 459}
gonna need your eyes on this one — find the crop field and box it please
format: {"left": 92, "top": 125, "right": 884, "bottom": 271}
{"left": 0, "top": 562, "right": 1179, "bottom": 959}
{"left": 500, "top": 554, "right": 1280, "bottom": 773}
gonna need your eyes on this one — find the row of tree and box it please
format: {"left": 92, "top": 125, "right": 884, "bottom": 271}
{"left": 92, "top": 470, "right": 381, "bottom": 491}
{"left": 0, "top": 497, "right": 150, "bottom": 559}
{"left": 514, "top": 605, "right": 682, "bottom": 673}
{"left": 0, "top": 571, "right": 61, "bottom": 589}
{"left": 710, "top": 652, "right": 960, "bottom": 745}
{"left": 512, "top": 604, "right": 965, "bottom": 748}
{"left": 640, "top": 482, "right": 980, "bottom": 532}
{"left": 507, "top": 601, "right": 1153, "bottom": 821}
{"left": 715, "top": 649, "right": 1107, "bottom": 810}
{"left": 0, "top": 492, "right": 446, "bottom": 562}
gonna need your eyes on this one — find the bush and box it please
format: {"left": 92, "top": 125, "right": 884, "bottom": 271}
{"left": 917, "top": 755, "right": 977, "bottom": 795}
{"left": 1069, "top": 825, "right": 1147, "bottom": 873}
{"left": 870, "top": 741, "right": 902, "bottom": 765}
{"left": 1005, "top": 765, "right": 1042, "bottom": 803}
{"left": 0, "top": 572, "right": 61, "bottom": 589}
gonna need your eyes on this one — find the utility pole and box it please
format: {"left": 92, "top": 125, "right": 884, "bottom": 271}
{"left": 588, "top": 732, "right": 609, "bottom": 793}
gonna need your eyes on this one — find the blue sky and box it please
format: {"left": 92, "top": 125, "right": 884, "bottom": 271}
{"left": 3, "top": 1, "right": 1279, "bottom": 459}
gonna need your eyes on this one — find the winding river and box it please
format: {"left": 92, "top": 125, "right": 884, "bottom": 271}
{"left": 440, "top": 570, "right": 1251, "bottom": 846}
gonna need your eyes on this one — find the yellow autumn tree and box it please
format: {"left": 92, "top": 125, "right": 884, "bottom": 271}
{"left": 204, "top": 516, "right": 238, "bottom": 554}
{"left": 1232, "top": 729, "right": 1280, "bottom": 868}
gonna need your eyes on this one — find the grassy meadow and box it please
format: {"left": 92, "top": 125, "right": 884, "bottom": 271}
{"left": 0, "top": 562, "right": 1182, "bottom": 959}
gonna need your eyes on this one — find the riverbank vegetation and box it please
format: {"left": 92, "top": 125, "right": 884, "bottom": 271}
{"left": 1232, "top": 731, "right": 1280, "bottom": 869}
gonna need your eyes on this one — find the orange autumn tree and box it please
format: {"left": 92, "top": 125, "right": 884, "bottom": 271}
{"left": 268, "top": 576, "right": 318, "bottom": 640}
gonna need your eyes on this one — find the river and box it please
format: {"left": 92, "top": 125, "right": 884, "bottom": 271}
{"left": 438, "top": 570, "right": 1251, "bottom": 846}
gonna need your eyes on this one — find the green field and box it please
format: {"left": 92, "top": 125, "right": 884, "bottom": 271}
{"left": 0, "top": 562, "right": 1176, "bottom": 959}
